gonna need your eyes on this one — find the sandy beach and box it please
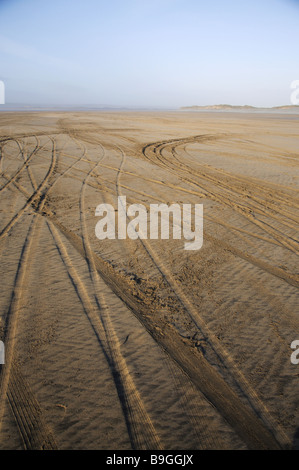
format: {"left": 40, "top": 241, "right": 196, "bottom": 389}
{"left": 0, "top": 110, "right": 298, "bottom": 450}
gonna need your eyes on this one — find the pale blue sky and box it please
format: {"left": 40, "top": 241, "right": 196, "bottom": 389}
{"left": 0, "top": 0, "right": 299, "bottom": 107}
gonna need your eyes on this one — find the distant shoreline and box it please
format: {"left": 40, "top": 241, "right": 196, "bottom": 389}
{"left": 1, "top": 103, "right": 299, "bottom": 114}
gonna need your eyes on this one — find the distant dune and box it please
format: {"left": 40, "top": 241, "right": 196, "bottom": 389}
{"left": 181, "top": 104, "right": 299, "bottom": 112}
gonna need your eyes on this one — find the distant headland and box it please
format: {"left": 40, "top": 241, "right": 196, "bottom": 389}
{"left": 180, "top": 104, "right": 299, "bottom": 112}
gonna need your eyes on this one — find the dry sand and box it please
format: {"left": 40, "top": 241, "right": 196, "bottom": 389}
{"left": 0, "top": 111, "right": 298, "bottom": 450}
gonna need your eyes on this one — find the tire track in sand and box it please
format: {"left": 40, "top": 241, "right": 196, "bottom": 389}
{"left": 0, "top": 215, "right": 57, "bottom": 449}
{"left": 0, "top": 136, "right": 63, "bottom": 449}
{"left": 113, "top": 145, "right": 290, "bottom": 450}
{"left": 0, "top": 136, "right": 45, "bottom": 194}
{"left": 47, "top": 217, "right": 162, "bottom": 450}
{"left": 143, "top": 137, "right": 299, "bottom": 255}
{"left": 0, "top": 136, "right": 58, "bottom": 240}
{"left": 5, "top": 133, "right": 289, "bottom": 449}
{"left": 74, "top": 136, "right": 163, "bottom": 449}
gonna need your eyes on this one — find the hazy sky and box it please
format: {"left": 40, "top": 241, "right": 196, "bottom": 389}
{"left": 0, "top": 0, "right": 299, "bottom": 107}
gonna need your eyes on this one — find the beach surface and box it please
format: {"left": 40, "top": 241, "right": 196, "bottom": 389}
{"left": 0, "top": 111, "right": 298, "bottom": 450}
